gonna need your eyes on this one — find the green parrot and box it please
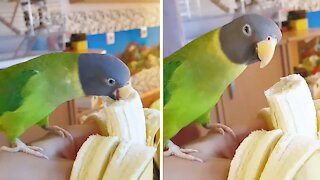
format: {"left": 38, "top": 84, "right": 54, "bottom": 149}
{"left": 163, "top": 14, "right": 282, "bottom": 162}
{"left": 0, "top": 53, "right": 130, "bottom": 159}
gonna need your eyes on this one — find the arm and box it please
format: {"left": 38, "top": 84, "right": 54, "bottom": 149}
{"left": 0, "top": 123, "right": 100, "bottom": 180}
{"left": 164, "top": 116, "right": 268, "bottom": 179}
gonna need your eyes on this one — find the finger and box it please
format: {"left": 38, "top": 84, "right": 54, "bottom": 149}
{"left": 30, "top": 134, "right": 76, "bottom": 160}
{"left": 211, "top": 127, "right": 224, "bottom": 135}
{"left": 29, "top": 123, "right": 100, "bottom": 160}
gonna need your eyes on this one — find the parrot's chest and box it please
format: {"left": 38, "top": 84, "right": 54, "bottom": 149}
{"left": 186, "top": 59, "right": 246, "bottom": 105}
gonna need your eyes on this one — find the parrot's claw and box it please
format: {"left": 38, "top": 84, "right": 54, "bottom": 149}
{"left": 26, "top": 145, "right": 44, "bottom": 152}
{"left": 180, "top": 148, "right": 199, "bottom": 153}
{"left": 205, "top": 123, "right": 236, "bottom": 138}
{"left": 0, "top": 139, "right": 48, "bottom": 159}
{"left": 164, "top": 140, "right": 203, "bottom": 163}
{"left": 45, "top": 125, "right": 74, "bottom": 142}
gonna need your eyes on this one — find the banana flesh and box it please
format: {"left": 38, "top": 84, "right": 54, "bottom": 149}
{"left": 104, "top": 88, "right": 146, "bottom": 144}
{"left": 71, "top": 86, "right": 159, "bottom": 180}
{"left": 70, "top": 136, "right": 120, "bottom": 180}
{"left": 228, "top": 130, "right": 282, "bottom": 180}
{"left": 102, "top": 141, "right": 156, "bottom": 180}
{"left": 229, "top": 74, "right": 320, "bottom": 180}
{"left": 260, "top": 134, "right": 320, "bottom": 180}
{"left": 264, "top": 74, "right": 317, "bottom": 138}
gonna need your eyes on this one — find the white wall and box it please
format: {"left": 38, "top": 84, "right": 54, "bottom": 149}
{"left": 0, "top": 0, "right": 159, "bottom": 35}
{"left": 0, "top": 2, "right": 26, "bottom": 35}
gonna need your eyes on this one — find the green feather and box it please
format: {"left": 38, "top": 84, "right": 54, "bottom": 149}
{"left": 163, "top": 29, "right": 247, "bottom": 145}
{"left": 164, "top": 52, "right": 183, "bottom": 105}
{"left": 0, "top": 53, "right": 84, "bottom": 143}
{"left": 0, "top": 69, "right": 38, "bottom": 116}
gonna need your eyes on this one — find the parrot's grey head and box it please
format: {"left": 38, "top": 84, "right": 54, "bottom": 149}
{"left": 219, "top": 14, "right": 282, "bottom": 68}
{"left": 78, "top": 54, "right": 130, "bottom": 99}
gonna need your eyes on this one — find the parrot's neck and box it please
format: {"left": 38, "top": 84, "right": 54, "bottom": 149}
{"left": 185, "top": 28, "right": 247, "bottom": 96}
{"left": 43, "top": 54, "right": 85, "bottom": 106}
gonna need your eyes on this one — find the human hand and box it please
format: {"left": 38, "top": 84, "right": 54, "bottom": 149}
{"left": 164, "top": 116, "right": 269, "bottom": 180}
{"left": 0, "top": 123, "right": 100, "bottom": 180}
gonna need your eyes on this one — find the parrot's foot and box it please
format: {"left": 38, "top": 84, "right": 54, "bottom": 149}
{"left": 164, "top": 140, "right": 203, "bottom": 163}
{"left": 45, "top": 125, "right": 74, "bottom": 142}
{"left": 0, "top": 139, "right": 48, "bottom": 159}
{"left": 204, "top": 123, "right": 236, "bottom": 138}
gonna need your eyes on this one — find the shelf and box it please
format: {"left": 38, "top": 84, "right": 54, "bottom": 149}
{"left": 140, "top": 87, "right": 160, "bottom": 107}
{"left": 282, "top": 29, "right": 320, "bottom": 42}
{"left": 281, "top": 29, "right": 320, "bottom": 73}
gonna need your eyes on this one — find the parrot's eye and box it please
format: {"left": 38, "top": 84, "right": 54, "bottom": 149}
{"left": 242, "top": 24, "right": 252, "bottom": 36}
{"left": 106, "top": 78, "right": 116, "bottom": 86}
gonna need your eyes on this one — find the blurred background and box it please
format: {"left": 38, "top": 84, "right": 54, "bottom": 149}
{"left": 164, "top": 0, "right": 320, "bottom": 146}
{"left": 0, "top": 0, "right": 160, "bottom": 149}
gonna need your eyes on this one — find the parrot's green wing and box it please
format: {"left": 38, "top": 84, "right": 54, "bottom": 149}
{"left": 0, "top": 53, "right": 85, "bottom": 143}
{"left": 163, "top": 53, "right": 183, "bottom": 105}
{"left": 37, "top": 116, "right": 49, "bottom": 128}
{"left": 0, "top": 69, "right": 38, "bottom": 116}
{"left": 195, "top": 109, "right": 211, "bottom": 125}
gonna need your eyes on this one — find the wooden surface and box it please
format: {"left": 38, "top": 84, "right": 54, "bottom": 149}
{"left": 282, "top": 29, "right": 320, "bottom": 42}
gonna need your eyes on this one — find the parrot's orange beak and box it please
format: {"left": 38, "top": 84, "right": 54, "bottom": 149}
{"left": 257, "top": 36, "right": 277, "bottom": 68}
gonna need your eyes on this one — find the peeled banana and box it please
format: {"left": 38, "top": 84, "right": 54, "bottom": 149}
{"left": 72, "top": 86, "right": 159, "bottom": 180}
{"left": 70, "top": 135, "right": 156, "bottom": 180}
{"left": 264, "top": 74, "right": 317, "bottom": 138}
{"left": 229, "top": 74, "right": 320, "bottom": 180}
{"left": 295, "top": 149, "right": 320, "bottom": 179}
{"left": 70, "top": 136, "right": 120, "bottom": 180}
{"left": 103, "top": 141, "right": 156, "bottom": 180}
{"left": 228, "top": 130, "right": 282, "bottom": 180}
{"left": 260, "top": 134, "right": 320, "bottom": 180}
{"left": 104, "top": 88, "right": 146, "bottom": 145}
{"left": 228, "top": 131, "right": 320, "bottom": 180}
